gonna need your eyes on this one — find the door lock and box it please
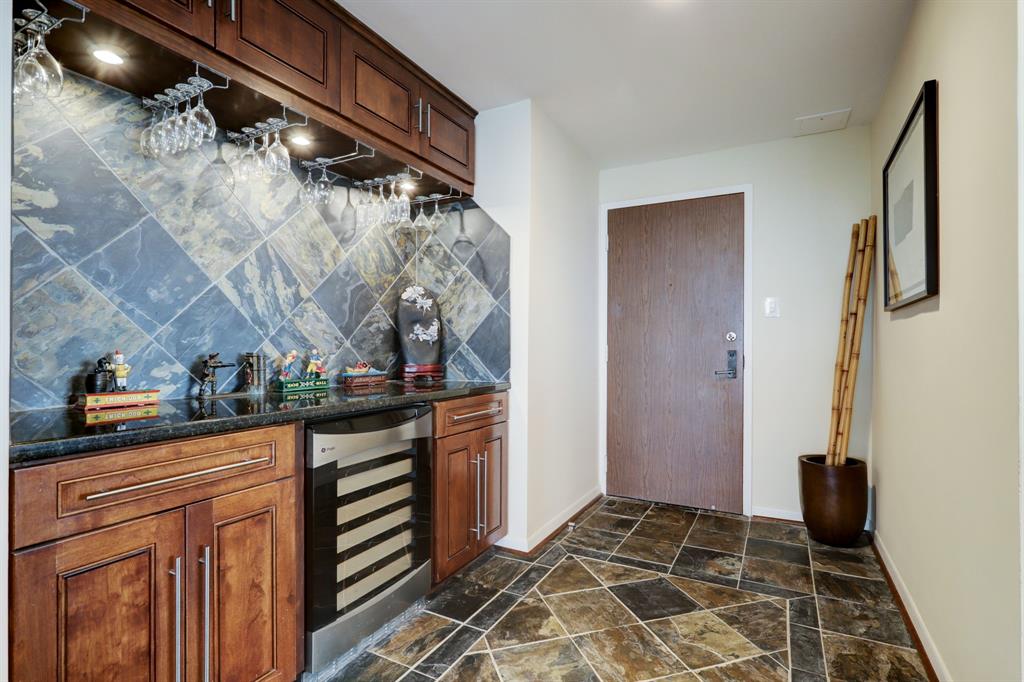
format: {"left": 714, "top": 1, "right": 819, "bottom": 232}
{"left": 725, "top": 332, "right": 737, "bottom": 342}
{"left": 714, "top": 350, "right": 738, "bottom": 379}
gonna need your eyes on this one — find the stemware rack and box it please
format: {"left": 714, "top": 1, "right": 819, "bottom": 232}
{"left": 141, "top": 60, "right": 231, "bottom": 112}
{"left": 300, "top": 141, "right": 376, "bottom": 173}
{"left": 13, "top": 0, "right": 87, "bottom": 46}
{"left": 226, "top": 104, "right": 309, "bottom": 146}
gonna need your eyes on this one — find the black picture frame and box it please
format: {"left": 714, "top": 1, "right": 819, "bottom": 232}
{"left": 882, "top": 79, "right": 939, "bottom": 311}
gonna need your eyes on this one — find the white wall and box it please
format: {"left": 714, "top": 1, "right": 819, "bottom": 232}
{"left": 475, "top": 100, "right": 601, "bottom": 550}
{"left": 599, "top": 127, "right": 873, "bottom": 519}
{"left": 869, "top": 2, "right": 1021, "bottom": 679}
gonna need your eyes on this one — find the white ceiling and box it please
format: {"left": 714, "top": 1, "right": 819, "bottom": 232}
{"left": 339, "top": 0, "right": 913, "bottom": 169}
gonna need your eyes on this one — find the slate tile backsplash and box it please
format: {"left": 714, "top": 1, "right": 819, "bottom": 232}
{"left": 10, "top": 72, "right": 511, "bottom": 409}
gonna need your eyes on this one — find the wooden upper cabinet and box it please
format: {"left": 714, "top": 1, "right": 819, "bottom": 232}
{"left": 341, "top": 28, "right": 422, "bottom": 151}
{"left": 186, "top": 478, "right": 299, "bottom": 682}
{"left": 11, "top": 510, "right": 185, "bottom": 682}
{"left": 421, "top": 85, "right": 476, "bottom": 183}
{"left": 121, "top": 0, "right": 216, "bottom": 45}
{"left": 215, "top": 0, "right": 342, "bottom": 110}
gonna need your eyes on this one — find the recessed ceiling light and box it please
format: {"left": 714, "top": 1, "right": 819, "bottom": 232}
{"left": 291, "top": 135, "right": 311, "bottom": 146}
{"left": 92, "top": 48, "right": 124, "bottom": 65}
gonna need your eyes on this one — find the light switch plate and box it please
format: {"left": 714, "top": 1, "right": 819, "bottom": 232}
{"left": 764, "top": 297, "right": 780, "bottom": 318}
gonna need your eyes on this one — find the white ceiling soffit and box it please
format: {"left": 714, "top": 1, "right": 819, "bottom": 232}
{"left": 339, "top": 0, "right": 913, "bottom": 169}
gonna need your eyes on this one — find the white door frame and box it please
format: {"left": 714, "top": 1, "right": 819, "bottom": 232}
{"left": 598, "top": 185, "right": 754, "bottom": 516}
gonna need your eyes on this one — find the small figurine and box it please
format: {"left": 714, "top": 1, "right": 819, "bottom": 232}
{"left": 112, "top": 350, "right": 131, "bottom": 392}
{"left": 85, "top": 357, "right": 112, "bottom": 393}
{"left": 280, "top": 349, "right": 301, "bottom": 380}
{"left": 198, "top": 352, "right": 235, "bottom": 398}
{"left": 304, "top": 348, "right": 326, "bottom": 379}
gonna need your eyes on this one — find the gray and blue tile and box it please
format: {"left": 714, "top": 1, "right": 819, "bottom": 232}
{"left": 219, "top": 241, "right": 307, "bottom": 339}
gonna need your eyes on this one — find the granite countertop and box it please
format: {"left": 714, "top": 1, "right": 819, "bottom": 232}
{"left": 9, "top": 381, "right": 510, "bottom": 467}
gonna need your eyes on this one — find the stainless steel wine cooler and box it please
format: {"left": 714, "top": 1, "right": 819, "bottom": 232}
{"left": 304, "top": 405, "right": 432, "bottom": 674}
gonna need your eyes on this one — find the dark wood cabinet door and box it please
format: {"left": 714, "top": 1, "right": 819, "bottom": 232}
{"left": 421, "top": 86, "right": 475, "bottom": 183}
{"left": 215, "top": 0, "right": 341, "bottom": 110}
{"left": 432, "top": 431, "right": 479, "bottom": 582}
{"left": 11, "top": 510, "right": 185, "bottom": 682}
{"left": 186, "top": 478, "right": 299, "bottom": 682}
{"left": 341, "top": 28, "right": 422, "bottom": 152}
{"left": 121, "top": 0, "right": 216, "bottom": 45}
{"left": 478, "top": 423, "right": 508, "bottom": 551}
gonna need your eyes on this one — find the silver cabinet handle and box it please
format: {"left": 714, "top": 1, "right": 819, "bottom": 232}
{"left": 170, "top": 556, "right": 182, "bottom": 682}
{"left": 200, "top": 545, "right": 212, "bottom": 682}
{"left": 228, "top": 0, "right": 236, "bottom": 21}
{"left": 414, "top": 97, "right": 423, "bottom": 132}
{"left": 473, "top": 455, "right": 481, "bottom": 540}
{"left": 451, "top": 408, "right": 500, "bottom": 424}
{"left": 479, "top": 451, "right": 487, "bottom": 535}
{"left": 207, "top": 0, "right": 213, "bottom": 7}
{"left": 426, "top": 103, "right": 432, "bottom": 138}
{"left": 85, "top": 457, "right": 271, "bottom": 500}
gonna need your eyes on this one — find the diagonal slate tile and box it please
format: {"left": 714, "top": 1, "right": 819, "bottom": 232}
{"left": 270, "top": 206, "right": 344, "bottom": 291}
{"left": 11, "top": 218, "right": 62, "bottom": 299}
{"left": 486, "top": 590, "right": 567, "bottom": 649}
{"left": 574, "top": 624, "right": 682, "bottom": 681}
{"left": 370, "top": 611, "right": 457, "bottom": 666}
{"left": 609, "top": 578, "right": 701, "bottom": 620}
{"left": 647, "top": 611, "right": 761, "bottom": 669}
{"left": 491, "top": 638, "right": 597, "bottom": 681}
{"left": 219, "top": 241, "right": 307, "bottom": 339}
{"left": 536, "top": 557, "right": 601, "bottom": 595}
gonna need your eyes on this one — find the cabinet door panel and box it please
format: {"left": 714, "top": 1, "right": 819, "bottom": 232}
{"left": 432, "top": 432, "right": 478, "bottom": 582}
{"left": 479, "top": 423, "right": 508, "bottom": 550}
{"left": 422, "top": 87, "right": 475, "bottom": 183}
{"left": 342, "top": 29, "right": 421, "bottom": 150}
{"left": 11, "top": 511, "right": 184, "bottom": 682}
{"left": 216, "top": 0, "right": 341, "bottom": 110}
{"left": 187, "top": 478, "right": 298, "bottom": 682}
{"left": 122, "top": 0, "right": 215, "bottom": 45}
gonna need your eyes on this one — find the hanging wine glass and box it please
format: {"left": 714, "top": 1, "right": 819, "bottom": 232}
{"left": 300, "top": 169, "right": 317, "bottom": 205}
{"left": 339, "top": 185, "right": 357, "bottom": 243}
{"left": 187, "top": 77, "right": 217, "bottom": 141}
{"left": 428, "top": 194, "right": 447, "bottom": 232}
{"left": 32, "top": 30, "right": 63, "bottom": 98}
{"left": 315, "top": 168, "right": 334, "bottom": 205}
{"left": 267, "top": 128, "right": 290, "bottom": 176}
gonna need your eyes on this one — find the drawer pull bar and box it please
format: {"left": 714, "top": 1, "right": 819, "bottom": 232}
{"left": 84, "top": 457, "right": 272, "bottom": 500}
{"left": 451, "top": 407, "right": 501, "bottom": 424}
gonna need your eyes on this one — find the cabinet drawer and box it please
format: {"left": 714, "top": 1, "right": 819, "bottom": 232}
{"left": 12, "top": 424, "right": 299, "bottom": 549}
{"left": 434, "top": 392, "right": 507, "bottom": 438}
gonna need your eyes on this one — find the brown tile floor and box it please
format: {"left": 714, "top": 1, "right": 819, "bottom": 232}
{"left": 331, "top": 496, "right": 929, "bottom": 682}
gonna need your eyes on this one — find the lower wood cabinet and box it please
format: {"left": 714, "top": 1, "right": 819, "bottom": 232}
{"left": 10, "top": 425, "right": 301, "bottom": 682}
{"left": 432, "top": 419, "right": 508, "bottom": 583}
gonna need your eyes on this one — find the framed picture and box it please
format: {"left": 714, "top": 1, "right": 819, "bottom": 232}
{"left": 883, "top": 79, "right": 938, "bottom": 311}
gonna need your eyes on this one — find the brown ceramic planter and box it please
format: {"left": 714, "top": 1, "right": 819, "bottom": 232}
{"left": 799, "top": 454, "right": 867, "bottom": 547}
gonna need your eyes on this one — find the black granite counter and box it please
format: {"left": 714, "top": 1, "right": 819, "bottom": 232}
{"left": 9, "top": 381, "right": 509, "bottom": 466}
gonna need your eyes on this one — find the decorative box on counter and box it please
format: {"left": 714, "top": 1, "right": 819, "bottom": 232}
{"left": 76, "top": 389, "right": 160, "bottom": 411}
{"left": 83, "top": 405, "right": 161, "bottom": 426}
{"left": 341, "top": 362, "right": 388, "bottom": 389}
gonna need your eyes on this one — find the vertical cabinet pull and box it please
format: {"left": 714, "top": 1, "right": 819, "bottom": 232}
{"left": 227, "top": 0, "right": 236, "bottom": 21}
{"left": 414, "top": 98, "right": 423, "bottom": 132}
{"left": 479, "top": 452, "right": 487, "bottom": 535}
{"left": 426, "top": 103, "right": 432, "bottom": 138}
{"left": 207, "top": 0, "right": 213, "bottom": 7}
{"left": 170, "top": 556, "right": 182, "bottom": 682}
{"left": 473, "top": 455, "right": 481, "bottom": 539}
{"left": 200, "top": 545, "right": 212, "bottom": 682}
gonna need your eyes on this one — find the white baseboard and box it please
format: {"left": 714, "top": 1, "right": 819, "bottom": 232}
{"left": 497, "top": 486, "right": 602, "bottom": 553}
{"left": 874, "top": 532, "right": 951, "bottom": 681}
{"left": 751, "top": 506, "right": 802, "bottom": 522}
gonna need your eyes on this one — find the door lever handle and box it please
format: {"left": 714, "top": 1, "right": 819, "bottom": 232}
{"left": 714, "top": 369, "right": 736, "bottom": 377}
{"left": 715, "top": 350, "right": 738, "bottom": 379}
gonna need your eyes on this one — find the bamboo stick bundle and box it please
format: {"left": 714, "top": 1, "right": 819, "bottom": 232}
{"left": 836, "top": 215, "right": 876, "bottom": 465}
{"left": 826, "top": 223, "right": 861, "bottom": 460}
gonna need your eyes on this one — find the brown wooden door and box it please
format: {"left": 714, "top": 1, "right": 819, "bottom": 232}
{"left": 215, "top": 0, "right": 342, "bottom": 110}
{"left": 421, "top": 85, "right": 475, "bottom": 183}
{"left": 122, "top": 0, "right": 216, "bottom": 44}
{"left": 432, "top": 431, "right": 479, "bottom": 582}
{"left": 186, "top": 478, "right": 298, "bottom": 682}
{"left": 10, "top": 510, "right": 185, "bottom": 681}
{"left": 478, "top": 423, "right": 508, "bottom": 550}
{"left": 608, "top": 193, "right": 744, "bottom": 512}
{"left": 341, "top": 28, "right": 423, "bottom": 153}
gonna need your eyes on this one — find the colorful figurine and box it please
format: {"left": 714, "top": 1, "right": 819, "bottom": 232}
{"left": 281, "top": 349, "right": 301, "bottom": 380}
{"left": 304, "top": 348, "right": 326, "bottom": 379}
{"left": 112, "top": 350, "right": 131, "bottom": 391}
{"left": 198, "top": 352, "right": 235, "bottom": 398}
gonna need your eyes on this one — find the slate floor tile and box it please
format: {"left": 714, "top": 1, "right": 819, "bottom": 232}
{"left": 696, "top": 653, "right": 787, "bottom": 681}
{"left": 693, "top": 512, "right": 749, "bottom": 537}
{"left": 645, "top": 504, "right": 698, "bottom": 526}
{"left": 738, "top": 579, "right": 811, "bottom": 600}
{"left": 486, "top": 590, "right": 567, "bottom": 649}
{"left": 789, "top": 596, "right": 820, "bottom": 628}
{"left": 329, "top": 651, "right": 407, "bottom": 681}
{"left": 647, "top": 611, "right": 761, "bottom": 668}
{"left": 490, "top": 638, "right": 598, "bottom": 681}
{"left": 599, "top": 497, "right": 651, "bottom": 518}
{"left": 579, "top": 558, "right": 659, "bottom": 586}
{"left": 614, "top": 535, "right": 679, "bottom": 565}
{"left": 414, "top": 625, "right": 485, "bottom": 677}
{"left": 562, "top": 527, "right": 623, "bottom": 555}
{"left": 370, "top": 611, "right": 457, "bottom": 666}
{"left": 536, "top": 557, "right": 602, "bottom": 595}
{"left": 811, "top": 546, "right": 884, "bottom": 580}
{"left": 748, "top": 520, "right": 808, "bottom": 546}
{"left": 437, "top": 652, "right": 500, "bottom": 682}
{"left": 817, "top": 596, "right": 914, "bottom": 648}
{"left": 631, "top": 518, "right": 693, "bottom": 543}
{"left": 537, "top": 543, "right": 568, "bottom": 567}
{"left": 544, "top": 588, "right": 638, "bottom": 635}
{"left": 461, "top": 555, "right": 529, "bottom": 591}
{"left": 574, "top": 624, "right": 682, "bottom": 681}
{"left": 685, "top": 527, "right": 747, "bottom": 554}
{"left": 814, "top": 570, "right": 896, "bottom": 609}
{"left": 607, "top": 554, "right": 669, "bottom": 573}
{"left": 714, "top": 601, "right": 789, "bottom": 652}
{"left": 822, "top": 633, "right": 927, "bottom": 681}
{"left": 790, "top": 623, "right": 826, "bottom": 675}
{"left": 579, "top": 512, "right": 637, "bottom": 535}
{"left": 467, "top": 591, "right": 521, "bottom": 630}
{"left": 671, "top": 546, "right": 744, "bottom": 586}
{"left": 505, "top": 564, "right": 552, "bottom": 596}
{"left": 740, "top": 556, "right": 813, "bottom": 594}
{"left": 665, "top": 575, "right": 766, "bottom": 609}
{"left": 425, "top": 577, "right": 499, "bottom": 622}
{"left": 608, "top": 578, "right": 701, "bottom": 620}
{"left": 744, "top": 538, "right": 811, "bottom": 567}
